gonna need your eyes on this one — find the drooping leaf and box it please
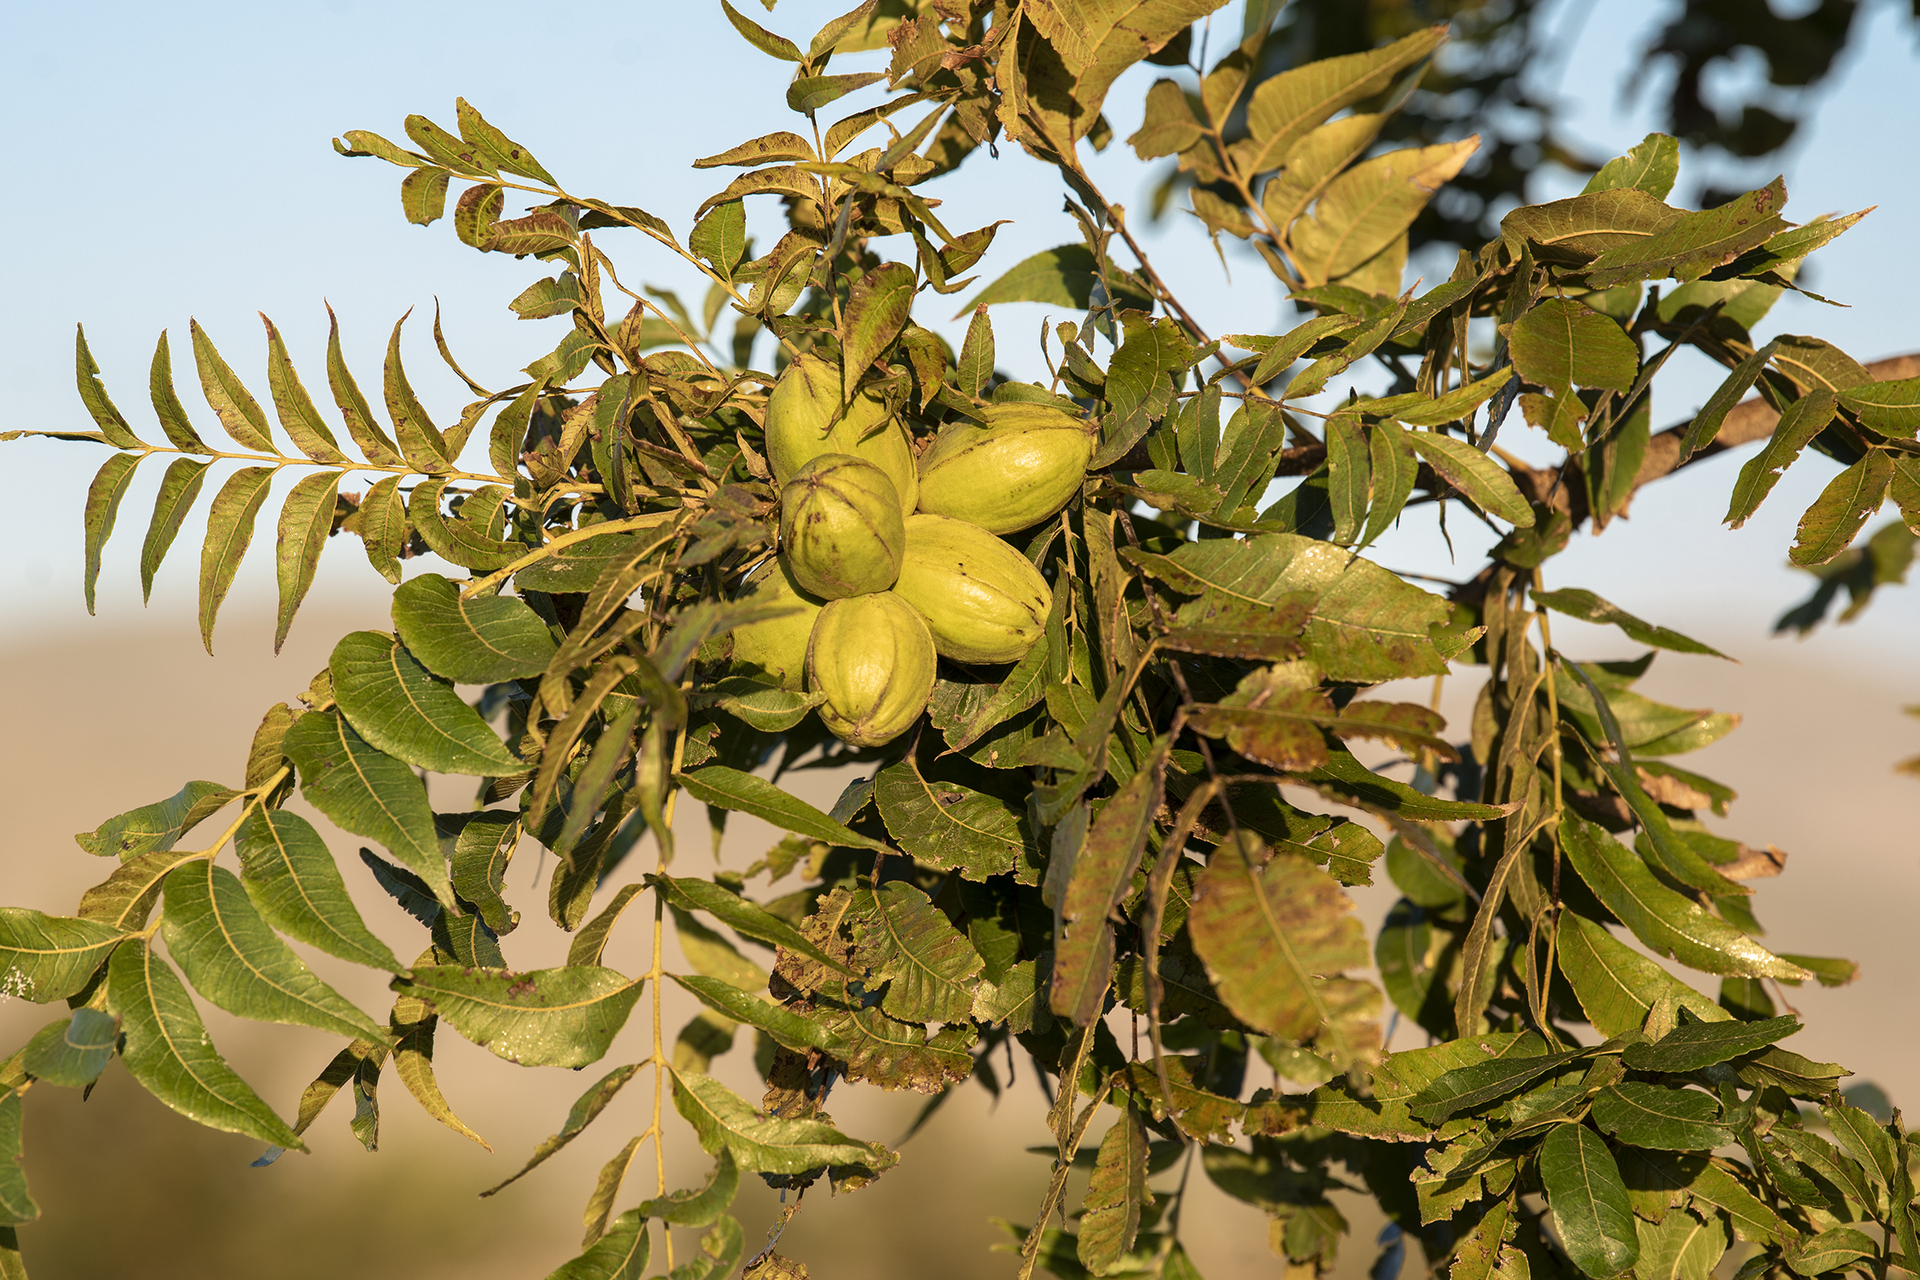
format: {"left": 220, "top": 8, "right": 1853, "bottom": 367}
{"left": 1510, "top": 298, "right": 1638, "bottom": 393}
{"left": 671, "top": 974, "right": 846, "bottom": 1055}
{"left": 849, "top": 882, "right": 984, "bottom": 1024}
{"left": 106, "top": 940, "right": 303, "bottom": 1149}
{"left": 568, "top": 885, "right": 645, "bottom": 969}
{"left": 0, "top": 1094, "right": 33, "bottom": 1227}
{"left": 1406, "top": 431, "right": 1536, "bottom": 527}
{"left": 197, "top": 465, "right": 275, "bottom": 653}
{"left": 544, "top": 1207, "right": 650, "bottom": 1280}
{"left": 160, "top": 860, "right": 389, "bottom": 1042}
{"left": 1621, "top": 1014, "right": 1801, "bottom": 1073}
{"left": 1555, "top": 912, "right": 1729, "bottom": 1038}
{"left": 390, "top": 981, "right": 490, "bottom": 1150}
{"left": 395, "top": 966, "right": 641, "bottom": 1068}
{"left": 1053, "top": 744, "right": 1166, "bottom": 1024}
{"left": 676, "top": 766, "right": 888, "bottom": 854}
{"left": 282, "top": 708, "right": 454, "bottom": 910}
{"left": 0, "top": 910, "right": 124, "bottom": 1004}
{"left": 139, "top": 457, "right": 212, "bottom": 603}
{"left": 74, "top": 323, "right": 145, "bottom": 449}
{"left": 274, "top": 468, "right": 344, "bottom": 652}
{"left": 1187, "top": 838, "right": 1378, "bottom": 1066}
{"left": 444, "top": 811, "right": 517, "bottom": 936}
{"left": 329, "top": 630, "right": 522, "bottom": 775}
{"left": 670, "top": 1069, "right": 890, "bottom": 1176}
{"left": 839, "top": 262, "right": 914, "bottom": 402}
{"left": 1559, "top": 816, "right": 1810, "bottom": 980}
{"left": 650, "top": 875, "right": 848, "bottom": 975}
{"left": 1078, "top": 1105, "right": 1152, "bottom": 1275}
{"left": 1590, "top": 1082, "right": 1733, "bottom": 1151}
{"left": 637, "top": 1149, "right": 740, "bottom": 1227}
{"left": 1540, "top": 1122, "right": 1639, "bottom": 1279}
{"left": 1725, "top": 390, "right": 1839, "bottom": 528}
{"left": 481, "top": 1063, "right": 641, "bottom": 1197}
{"left": 1789, "top": 452, "right": 1893, "bottom": 567}
{"left": 233, "top": 809, "right": 401, "bottom": 972}
{"left": 20, "top": 1008, "right": 118, "bottom": 1088}
{"left": 82, "top": 450, "right": 140, "bottom": 616}
{"left": 1409, "top": 1047, "right": 1586, "bottom": 1125}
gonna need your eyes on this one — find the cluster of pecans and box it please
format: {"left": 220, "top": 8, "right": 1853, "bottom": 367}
{"left": 729, "top": 354, "right": 1093, "bottom": 746}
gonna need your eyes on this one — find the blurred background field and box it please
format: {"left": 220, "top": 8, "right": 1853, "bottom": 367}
{"left": 4, "top": 0, "right": 1920, "bottom": 1276}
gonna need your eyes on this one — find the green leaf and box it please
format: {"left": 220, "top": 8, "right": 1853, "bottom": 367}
{"left": 637, "top": 1150, "right": 740, "bottom": 1227}
{"left": 1325, "top": 412, "right": 1369, "bottom": 544}
{"left": 1123, "top": 532, "right": 1453, "bottom": 682}
{"left": 1078, "top": 1106, "right": 1152, "bottom": 1274}
{"left": 669, "top": 1068, "right": 889, "bottom": 1176}
{"left": 690, "top": 199, "right": 748, "bottom": 282}
{"left": 1290, "top": 139, "right": 1479, "bottom": 285}
{"left": 399, "top": 166, "right": 451, "bottom": 226}
{"left": 74, "top": 780, "right": 235, "bottom": 859}
{"left": 139, "top": 457, "right": 212, "bottom": 603}
{"left": 1020, "top": 0, "right": 1226, "bottom": 141}
{"left": 676, "top": 765, "right": 888, "bottom": 854}
{"left": 1789, "top": 452, "right": 1893, "bottom": 567}
{"left": 188, "top": 319, "right": 275, "bottom": 452}
{"left": 383, "top": 312, "right": 450, "bottom": 471}
{"left": 1726, "top": 391, "right": 1840, "bottom": 527}
{"left": 1409, "top": 1047, "right": 1584, "bottom": 1125}
{"left": 956, "top": 305, "right": 995, "bottom": 397}
{"left": 1632, "top": 1205, "right": 1728, "bottom": 1280}
{"left": 1838, "top": 376, "right": 1920, "bottom": 437}
{"left": 197, "top": 465, "right": 274, "bottom": 653}
{"left": 1053, "top": 748, "right": 1166, "bottom": 1025}
{"left": 326, "top": 303, "right": 404, "bottom": 467}
{"left": 960, "top": 244, "right": 1149, "bottom": 314}
{"left": 74, "top": 323, "right": 145, "bottom": 449}
{"left": 1586, "top": 178, "right": 1788, "bottom": 289}
{"left": 839, "top": 262, "right": 914, "bottom": 402}
{"left": 1510, "top": 298, "right": 1638, "bottom": 393}
{"left": 282, "top": 708, "right": 454, "bottom": 910}
{"left": 1591, "top": 1082, "right": 1732, "bottom": 1150}
{"left": 1617, "top": 1149, "right": 1786, "bottom": 1246}
{"left": 720, "top": 0, "right": 803, "bottom": 61}
{"left": 260, "top": 314, "right": 349, "bottom": 464}
{"left": 1530, "top": 589, "right": 1726, "bottom": 658}
{"left": 356, "top": 475, "right": 406, "bottom": 584}
{"left": 480, "top": 1063, "right": 641, "bottom": 1197}
{"left": 544, "top": 1207, "right": 650, "bottom": 1280}
{"left": 1787, "top": 1227, "right": 1877, "bottom": 1278}
{"left": 1187, "top": 839, "right": 1377, "bottom": 1065}
{"left": 1555, "top": 912, "right": 1729, "bottom": 1038}
{"left": 233, "top": 809, "right": 401, "bottom": 971}
{"left": 1583, "top": 133, "right": 1679, "bottom": 199}
{"left": 0, "top": 1094, "right": 34, "bottom": 1226}
{"left": 106, "top": 940, "right": 303, "bottom": 1149}
{"left": 849, "top": 882, "right": 984, "bottom": 1024}
{"left": 1540, "top": 1122, "right": 1639, "bottom": 1278}
{"left": 786, "top": 71, "right": 884, "bottom": 113}
{"left": 0, "top": 910, "right": 124, "bottom": 1003}
{"left": 444, "top": 811, "right": 517, "bottom": 936}
{"left": 1501, "top": 189, "right": 1682, "bottom": 269}
{"left": 21, "top": 1008, "right": 117, "bottom": 1088}
{"left": 454, "top": 98, "right": 555, "bottom": 184}
{"left": 82, "top": 450, "right": 140, "bottom": 616}
{"left": 873, "top": 761, "right": 1031, "bottom": 882}
{"left": 1820, "top": 1101, "right": 1900, "bottom": 1187}
{"left": 1243, "top": 25, "right": 1444, "bottom": 173}
{"left": 650, "top": 875, "right": 849, "bottom": 975}
{"left": 1405, "top": 431, "right": 1536, "bottom": 526}
{"left": 671, "top": 974, "right": 845, "bottom": 1055}
{"left": 396, "top": 966, "right": 641, "bottom": 1069}
{"left": 569, "top": 885, "right": 644, "bottom": 969}
{"left": 1621, "top": 1014, "right": 1801, "bottom": 1073}
{"left": 1302, "top": 743, "right": 1510, "bottom": 822}
{"left": 329, "top": 631, "right": 521, "bottom": 775}
{"left": 1560, "top": 816, "right": 1808, "bottom": 980}
{"left": 390, "top": 983, "right": 491, "bottom": 1150}
{"left": 273, "top": 468, "right": 343, "bottom": 653}
{"left": 160, "top": 860, "right": 388, "bottom": 1042}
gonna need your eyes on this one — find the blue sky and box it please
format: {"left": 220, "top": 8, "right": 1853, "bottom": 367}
{"left": 4, "top": 0, "right": 1918, "bottom": 659}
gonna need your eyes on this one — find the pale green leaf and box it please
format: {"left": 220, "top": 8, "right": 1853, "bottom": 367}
{"left": 395, "top": 965, "right": 642, "bottom": 1068}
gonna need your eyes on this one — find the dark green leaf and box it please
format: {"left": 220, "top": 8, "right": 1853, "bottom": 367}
{"left": 106, "top": 940, "right": 303, "bottom": 1149}
{"left": 1726, "top": 391, "right": 1840, "bottom": 527}
{"left": 0, "top": 910, "right": 124, "bottom": 1003}
{"left": 1590, "top": 1082, "right": 1733, "bottom": 1150}
{"left": 444, "top": 811, "right": 517, "bottom": 935}
{"left": 960, "top": 244, "right": 1148, "bottom": 314}
{"left": 1787, "top": 1227, "right": 1877, "bottom": 1278}
{"left": 1410, "top": 1047, "right": 1583, "bottom": 1124}
{"left": 1540, "top": 1122, "right": 1639, "bottom": 1278}
{"left": 330, "top": 631, "right": 521, "bottom": 775}
{"left": 676, "top": 766, "right": 888, "bottom": 854}
{"left": 0, "top": 1095, "right": 33, "bottom": 1227}
{"left": 1510, "top": 298, "right": 1638, "bottom": 392}
{"left": 395, "top": 966, "right": 642, "bottom": 1069}
{"left": 850, "top": 881, "right": 984, "bottom": 1024}
{"left": 568, "top": 885, "right": 644, "bottom": 969}
{"left": 1078, "top": 1106, "right": 1152, "bottom": 1274}
{"left": 1406, "top": 431, "right": 1536, "bottom": 526}
{"left": 234, "top": 809, "right": 402, "bottom": 971}
{"left": 637, "top": 1150, "right": 739, "bottom": 1227}
{"left": 197, "top": 465, "right": 274, "bottom": 653}
{"left": 139, "top": 457, "right": 212, "bottom": 603}
{"left": 1530, "top": 589, "right": 1726, "bottom": 658}
{"left": 282, "top": 708, "right": 454, "bottom": 910}
{"left": 1622, "top": 1014, "right": 1801, "bottom": 1073}
{"left": 1556, "top": 912, "right": 1731, "bottom": 1038}
{"left": 1679, "top": 340, "right": 1779, "bottom": 461}
{"left": 874, "top": 759, "right": 1031, "bottom": 881}
{"left": 651, "top": 875, "right": 848, "bottom": 975}
{"left": 481, "top": 1063, "right": 641, "bottom": 1197}
{"left": 21, "top": 1008, "right": 117, "bottom": 1088}
{"left": 82, "top": 450, "right": 140, "bottom": 615}
{"left": 357, "top": 474, "right": 406, "bottom": 584}
{"left": 161, "top": 860, "right": 388, "bottom": 1042}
